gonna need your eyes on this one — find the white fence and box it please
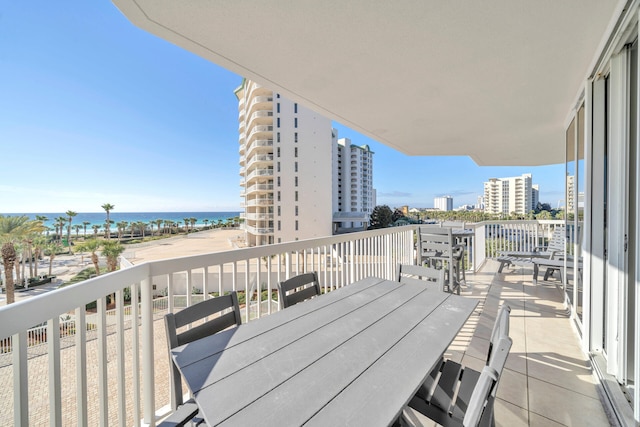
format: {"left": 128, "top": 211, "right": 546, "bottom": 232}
{"left": 0, "top": 226, "right": 414, "bottom": 426}
{"left": 0, "top": 220, "right": 567, "bottom": 426}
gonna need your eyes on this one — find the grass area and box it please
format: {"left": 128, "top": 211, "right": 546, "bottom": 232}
{"left": 61, "top": 266, "right": 109, "bottom": 287}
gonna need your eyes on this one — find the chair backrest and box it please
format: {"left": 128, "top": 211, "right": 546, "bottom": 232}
{"left": 463, "top": 335, "right": 513, "bottom": 427}
{"left": 164, "top": 292, "right": 241, "bottom": 408}
{"left": 396, "top": 263, "right": 445, "bottom": 287}
{"left": 417, "top": 226, "right": 454, "bottom": 262}
{"left": 487, "top": 304, "right": 511, "bottom": 365}
{"left": 278, "top": 272, "right": 321, "bottom": 309}
{"left": 542, "top": 227, "right": 567, "bottom": 259}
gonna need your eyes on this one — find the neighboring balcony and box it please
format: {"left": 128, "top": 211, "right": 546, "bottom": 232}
{"left": 245, "top": 183, "right": 274, "bottom": 196}
{"left": 0, "top": 221, "right": 610, "bottom": 426}
{"left": 245, "top": 168, "right": 274, "bottom": 184}
{"left": 245, "top": 139, "right": 273, "bottom": 158}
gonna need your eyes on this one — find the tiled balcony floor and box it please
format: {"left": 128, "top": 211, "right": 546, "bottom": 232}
{"left": 437, "top": 259, "right": 614, "bottom": 427}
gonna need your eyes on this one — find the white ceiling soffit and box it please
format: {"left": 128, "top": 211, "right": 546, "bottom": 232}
{"left": 113, "top": 0, "right": 621, "bottom": 166}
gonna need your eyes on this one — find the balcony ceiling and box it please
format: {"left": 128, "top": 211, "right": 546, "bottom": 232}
{"left": 113, "top": 0, "right": 621, "bottom": 166}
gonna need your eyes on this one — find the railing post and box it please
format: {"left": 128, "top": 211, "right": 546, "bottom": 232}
{"left": 48, "top": 317, "right": 62, "bottom": 426}
{"left": 75, "top": 306, "right": 88, "bottom": 426}
{"left": 97, "top": 297, "right": 108, "bottom": 427}
{"left": 474, "top": 224, "right": 486, "bottom": 272}
{"left": 130, "top": 282, "right": 141, "bottom": 426}
{"left": 115, "top": 289, "right": 126, "bottom": 426}
{"left": 349, "top": 240, "right": 355, "bottom": 284}
{"left": 13, "top": 330, "right": 28, "bottom": 427}
{"left": 141, "top": 277, "right": 156, "bottom": 426}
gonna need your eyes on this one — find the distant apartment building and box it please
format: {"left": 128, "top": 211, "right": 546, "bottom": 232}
{"left": 532, "top": 184, "right": 540, "bottom": 210}
{"left": 434, "top": 196, "right": 453, "bottom": 211}
{"left": 476, "top": 195, "right": 485, "bottom": 211}
{"left": 236, "top": 79, "right": 333, "bottom": 246}
{"left": 332, "top": 137, "right": 375, "bottom": 231}
{"left": 483, "top": 173, "right": 536, "bottom": 216}
{"left": 236, "top": 80, "right": 374, "bottom": 245}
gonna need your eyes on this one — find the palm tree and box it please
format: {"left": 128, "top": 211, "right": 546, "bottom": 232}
{"left": 101, "top": 240, "right": 125, "bottom": 305}
{"left": 35, "top": 215, "right": 48, "bottom": 223}
{"left": 116, "top": 221, "right": 128, "bottom": 242}
{"left": 32, "top": 235, "right": 46, "bottom": 278}
{"left": 65, "top": 210, "right": 77, "bottom": 254}
{"left": 54, "top": 217, "right": 67, "bottom": 243}
{"left": 183, "top": 218, "right": 190, "bottom": 233}
{"left": 138, "top": 221, "right": 147, "bottom": 239}
{"left": 156, "top": 219, "right": 164, "bottom": 235}
{"left": 104, "top": 220, "right": 114, "bottom": 239}
{"left": 101, "top": 241, "right": 125, "bottom": 273}
{"left": 82, "top": 221, "right": 90, "bottom": 238}
{"left": 79, "top": 239, "right": 102, "bottom": 276}
{"left": 0, "top": 215, "right": 44, "bottom": 304}
{"left": 92, "top": 224, "right": 101, "bottom": 238}
{"left": 73, "top": 224, "right": 82, "bottom": 239}
{"left": 190, "top": 217, "right": 197, "bottom": 232}
{"left": 101, "top": 203, "right": 115, "bottom": 240}
{"left": 43, "top": 242, "right": 61, "bottom": 277}
{"left": 203, "top": 219, "right": 209, "bottom": 229}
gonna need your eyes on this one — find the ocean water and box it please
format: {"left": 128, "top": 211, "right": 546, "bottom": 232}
{"left": 6, "top": 212, "right": 241, "bottom": 231}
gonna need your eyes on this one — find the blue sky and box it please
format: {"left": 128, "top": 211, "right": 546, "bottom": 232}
{"left": 0, "top": 1, "right": 565, "bottom": 213}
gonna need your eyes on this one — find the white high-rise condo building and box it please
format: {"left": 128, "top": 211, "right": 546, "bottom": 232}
{"left": 235, "top": 79, "right": 333, "bottom": 246}
{"left": 434, "top": 196, "right": 453, "bottom": 211}
{"left": 483, "top": 173, "right": 536, "bottom": 216}
{"left": 332, "top": 138, "right": 375, "bottom": 231}
{"left": 236, "top": 80, "right": 375, "bottom": 245}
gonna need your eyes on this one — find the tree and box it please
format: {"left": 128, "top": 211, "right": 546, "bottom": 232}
{"left": 104, "top": 220, "right": 114, "bottom": 239}
{"left": 32, "top": 235, "right": 46, "bottom": 278}
{"left": 203, "top": 219, "right": 209, "bottom": 229}
{"left": 101, "top": 241, "right": 125, "bottom": 272}
{"left": 190, "top": 217, "right": 197, "bottom": 232}
{"left": 82, "top": 221, "right": 90, "bottom": 238}
{"left": 183, "top": 217, "right": 191, "bottom": 233}
{"left": 65, "top": 210, "right": 77, "bottom": 254}
{"left": 101, "top": 203, "right": 115, "bottom": 240}
{"left": 92, "top": 224, "right": 101, "bottom": 238}
{"left": 116, "top": 221, "right": 128, "bottom": 242}
{"left": 43, "top": 242, "right": 62, "bottom": 277}
{"left": 391, "top": 209, "right": 405, "bottom": 223}
{"left": 73, "top": 224, "right": 82, "bottom": 239}
{"left": 79, "top": 239, "right": 102, "bottom": 276}
{"left": 54, "top": 216, "right": 67, "bottom": 243}
{"left": 368, "top": 205, "right": 394, "bottom": 229}
{"left": 138, "top": 221, "right": 147, "bottom": 239}
{"left": 0, "top": 215, "right": 44, "bottom": 304}
{"left": 154, "top": 219, "right": 163, "bottom": 236}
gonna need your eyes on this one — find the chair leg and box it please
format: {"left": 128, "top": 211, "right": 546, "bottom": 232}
{"left": 533, "top": 263, "right": 539, "bottom": 285}
{"left": 498, "top": 261, "right": 506, "bottom": 273}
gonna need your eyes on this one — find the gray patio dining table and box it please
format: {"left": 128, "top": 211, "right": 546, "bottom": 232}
{"left": 170, "top": 276, "right": 478, "bottom": 426}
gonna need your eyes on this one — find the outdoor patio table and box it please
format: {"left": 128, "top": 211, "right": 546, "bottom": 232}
{"left": 170, "top": 276, "right": 477, "bottom": 426}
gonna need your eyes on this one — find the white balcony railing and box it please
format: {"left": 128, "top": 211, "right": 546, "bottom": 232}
{"left": 0, "top": 226, "right": 415, "bottom": 426}
{"left": 0, "top": 220, "right": 568, "bottom": 426}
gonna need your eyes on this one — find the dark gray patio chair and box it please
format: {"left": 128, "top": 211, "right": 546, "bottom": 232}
{"left": 404, "top": 305, "right": 512, "bottom": 427}
{"left": 161, "top": 292, "right": 242, "bottom": 427}
{"left": 277, "top": 272, "right": 321, "bottom": 309}
{"left": 417, "top": 226, "right": 459, "bottom": 294}
{"left": 396, "top": 263, "right": 445, "bottom": 289}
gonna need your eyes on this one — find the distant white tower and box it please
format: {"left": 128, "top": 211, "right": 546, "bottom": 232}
{"left": 434, "top": 196, "right": 453, "bottom": 211}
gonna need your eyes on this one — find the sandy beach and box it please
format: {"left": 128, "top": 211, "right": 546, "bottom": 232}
{"left": 1, "top": 228, "right": 244, "bottom": 305}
